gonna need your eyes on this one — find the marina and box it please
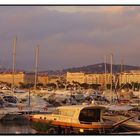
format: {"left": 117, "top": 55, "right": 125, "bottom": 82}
{"left": 0, "top": 88, "right": 140, "bottom": 134}
{"left": 0, "top": 5, "right": 140, "bottom": 135}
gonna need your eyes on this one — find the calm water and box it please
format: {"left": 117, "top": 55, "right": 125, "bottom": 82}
{"left": 0, "top": 121, "right": 36, "bottom": 134}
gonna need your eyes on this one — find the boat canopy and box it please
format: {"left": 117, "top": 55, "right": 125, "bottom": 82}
{"left": 52, "top": 105, "right": 105, "bottom": 123}
{"left": 56, "top": 105, "right": 105, "bottom": 110}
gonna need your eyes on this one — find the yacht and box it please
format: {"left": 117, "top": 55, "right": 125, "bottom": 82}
{"left": 26, "top": 104, "right": 126, "bottom": 134}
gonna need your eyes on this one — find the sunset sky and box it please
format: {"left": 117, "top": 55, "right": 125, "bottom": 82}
{"left": 0, "top": 6, "right": 140, "bottom": 71}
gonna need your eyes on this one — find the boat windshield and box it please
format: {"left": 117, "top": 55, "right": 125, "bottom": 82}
{"left": 79, "top": 108, "right": 101, "bottom": 123}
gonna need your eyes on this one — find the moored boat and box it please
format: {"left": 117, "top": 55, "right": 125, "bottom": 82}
{"left": 26, "top": 105, "right": 122, "bottom": 134}
{"left": 103, "top": 105, "right": 140, "bottom": 131}
{"left": 103, "top": 115, "right": 140, "bottom": 131}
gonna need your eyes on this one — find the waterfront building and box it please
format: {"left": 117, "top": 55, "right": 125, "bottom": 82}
{"left": 24, "top": 72, "right": 35, "bottom": 84}
{"left": 66, "top": 72, "right": 114, "bottom": 85}
{"left": 48, "top": 75, "right": 64, "bottom": 84}
{"left": 0, "top": 71, "right": 25, "bottom": 86}
{"left": 85, "top": 74, "right": 100, "bottom": 84}
{"left": 0, "top": 72, "right": 49, "bottom": 86}
{"left": 66, "top": 70, "right": 140, "bottom": 86}
{"left": 0, "top": 70, "right": 139, "bottom": 88}
{"left": 38, "top": 74, "right": 49, "bottom": 85}
{"left": 119, "top": 70, "right": 140, "bottom": 84}
{"left": 66, "top": 72, "right": 86, "bottom": 84}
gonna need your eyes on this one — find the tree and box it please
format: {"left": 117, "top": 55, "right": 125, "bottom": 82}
{"left": 37, "top": 83, "right": 44, "bottom": 88}
{"left": 46, "top": 83, "right": 57, "bottom": 89}
{"left": 80, "top": 83, "right": 89, "bottom": 89}
{"left": 56, "top": 80, "right": 65, "bottom": 89}
{"left": 72, "top": 81, "right": 81, "bottom": 90}
{"left": 19, "top": 82, "right": 24, "bottom": 88}
{"left": 90, "top": 84, "right": 101, "bottom": 90}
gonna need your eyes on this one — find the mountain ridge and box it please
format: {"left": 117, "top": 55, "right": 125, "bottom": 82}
{"left": 40, "top": 63, "right": 140, "bottom": 75}
{"left": 1, "top": 63, "right": 139, "bottom": 75}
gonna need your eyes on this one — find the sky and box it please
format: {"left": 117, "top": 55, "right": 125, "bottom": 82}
{"left": 0, "top": 6, "right": 140, "bottom": 71}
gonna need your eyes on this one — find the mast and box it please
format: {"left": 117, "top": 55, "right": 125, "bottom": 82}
{"left": 34, "top": 45, "right": 39, "bottom": 91}
{"left": 28, "top": 90, "right": 31, "bottom": 111}
{"left": 12, "top": 37, "right": 17, "bottom": 93}
{"left": 110, "top": 53, "right": 113, "bottom": 102}
{"left": 104, "top": 55, "right": 107, "bottom": 90}
{"left": 120, "top": 59, "right": 124, "bottom": 86}
{"left": 120, "top": 59, "right": 124, "bottom": 74}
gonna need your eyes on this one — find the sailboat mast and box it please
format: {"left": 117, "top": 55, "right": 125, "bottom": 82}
{"left": 34, "top": 45, "right": 39, "bottom": 91}
{"left": 120, "top": 59, "right": 124, "bottom": 73}
{"left": 120, "top": 59, "right": 124, "bottom": 86}
{"left": 104, "top": 55, "right": 107, "bottom": 90}
{"left": 12, "top": 37, "right": 17, "bottom": 93}
{"left": 110, "top": 53, "right": 113, "bottom": 101}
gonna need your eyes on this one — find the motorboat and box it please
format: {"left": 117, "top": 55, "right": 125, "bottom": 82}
{"left": 26, "top": 104, "right": 127, "bottom": 134}
{"left": 103, "top": 105, "right": 140, "bottom": 131}
{"left": 104, "top": 115, "right": 140, "bottom": 131}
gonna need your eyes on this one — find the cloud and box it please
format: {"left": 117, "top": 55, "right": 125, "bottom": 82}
{"left": 47, "top": 6, "right": 125, "bottom": 14}
{"left": 0, "top": 6, "right": 140, "bottom": 70}
{"left": 47, "top": 6, "right": 140, "bottom": 15}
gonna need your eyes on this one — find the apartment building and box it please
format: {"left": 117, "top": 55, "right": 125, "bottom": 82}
{"left": 66, "top": 72, "right": 86, "bottom": 84}
{"left": 119, "top": 70, "right": 140, "bottom": 84}
{"left": 0, "top": 72, "right": 49, "bottom": 86}
{"left": 0, "top": 72, "right": 25, "bottom": 86}
{"left": 66, "top": 72, "right": 114, "bottom": 85}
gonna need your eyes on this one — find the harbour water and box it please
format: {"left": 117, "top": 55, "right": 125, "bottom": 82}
{"left": 0, "top": 121, "right": 36, "bottom": 134}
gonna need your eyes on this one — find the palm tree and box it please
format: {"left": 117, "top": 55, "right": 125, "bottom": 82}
{"left": 46, "top": 83, "right": 57, "bottom": 89}
{"left": 80, "top": 83, "right": 89, "bottom": 89}
{"left": 72, "top": 81, "right": 81, "bottom": 90}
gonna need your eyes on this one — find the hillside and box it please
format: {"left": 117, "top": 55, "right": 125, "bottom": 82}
{"left": 41, "top": 63, "right": 140, "bottom": 75}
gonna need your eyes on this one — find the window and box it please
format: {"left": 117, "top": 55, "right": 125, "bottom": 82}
{"left": 79, "top": 108, "right": 101, "bottom": 123}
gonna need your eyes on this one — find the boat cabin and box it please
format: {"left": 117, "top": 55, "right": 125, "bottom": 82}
{"left": 30, "top": 105, "right": 105, "bottom": 124}
{"left": 53, "top": 105, "right": 104, "bottom": 124}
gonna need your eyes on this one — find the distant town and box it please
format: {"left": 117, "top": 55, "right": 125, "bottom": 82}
{"left": 0, "top": 63, "right": 140, "bottom": 91}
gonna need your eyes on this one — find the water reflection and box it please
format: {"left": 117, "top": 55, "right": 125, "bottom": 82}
{"left": 0, "top": 121, "right": 36, "bottom": 134}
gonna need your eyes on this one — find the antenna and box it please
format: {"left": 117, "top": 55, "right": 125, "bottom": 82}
{"left": 34, "top": 45, "right": 39, "bottom": 91}
{"left": 12, "top": 37, "right": 17, "bottom": 93}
